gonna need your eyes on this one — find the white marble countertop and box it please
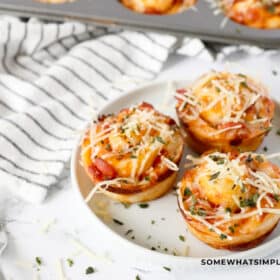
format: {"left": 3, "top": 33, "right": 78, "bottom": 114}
{"left": 1, "top": 53, "right": 280, "bottom": 280}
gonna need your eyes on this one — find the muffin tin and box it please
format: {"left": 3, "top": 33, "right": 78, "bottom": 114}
{"left": 0, "top": 0, "right": 280, "bottom": 48}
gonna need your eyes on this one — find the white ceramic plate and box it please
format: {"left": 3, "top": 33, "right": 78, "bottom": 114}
{"left": 71, "top": 80, "right": 280, "bottom": 263}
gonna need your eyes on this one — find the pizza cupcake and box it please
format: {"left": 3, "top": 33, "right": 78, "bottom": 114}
{"left": 220, "top": 0, "right": 280, "bottom": 29}
{"left": 176, "top": 71, "right": 275, "bottom": 153}
{"left": 177, "top": 151, "right": 280, "bottom": 250}
{"left": 81, "top": 102, "right": 184, "bottom": 204}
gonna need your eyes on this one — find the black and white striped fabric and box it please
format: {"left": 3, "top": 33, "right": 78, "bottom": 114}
{"left": 0, "top": 16, "right": 182, "bottom": 203}
{"left": 2, "top": 16, "right": 261, "bottom": 203}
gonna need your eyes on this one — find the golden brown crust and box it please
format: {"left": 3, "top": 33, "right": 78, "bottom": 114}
{"left": 221, "top": 0, "right": 280, "bottom": 29}
{"left": 176, "top": 71, "right": 275, "bottom": 154}
{"left": 177, "top": 152, "right": 280, "bottom": 250}
{"left": 81, "top": 102, "right": 184, "bottom": 203}
{"left": 99, "top": 172, "right": 178, "bottom": 203}
{"left": 120, "top": 0, "right": 196, "bottom": 15}
{"left": 179, "top": 202, "right": 279, "bottom": 250}
{"left": 179, "top": 119, "right": 266, "bottom": 154}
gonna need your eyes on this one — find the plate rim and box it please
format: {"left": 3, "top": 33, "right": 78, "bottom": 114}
{"left": 71, "top": 80, "right": 280, "bottom": 264}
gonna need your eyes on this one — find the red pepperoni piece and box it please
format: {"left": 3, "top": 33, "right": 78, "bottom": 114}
{"left": 167, "top": 117, "right": 176, "bottom": 126}
{"left": 120, "top": 108, "right": 130, "bottom": 115}
{"left": 176, "top": 89, "right": 186, "bottom": 94}
{"left": 88, "top": 164, "right": 103, "bottom": 181}
{"left": 94, "top": 158, "right": 116, "bottom": 179}
{"left": 140, "top": 102, "right": 154, "bottom": 110}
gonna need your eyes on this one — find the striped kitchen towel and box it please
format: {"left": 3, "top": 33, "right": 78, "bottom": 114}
{"left": 0, "top": 16, "right": 185, "bottom": 203}
{"left": 1, "top": 16, "right": 264, "bottom": 204}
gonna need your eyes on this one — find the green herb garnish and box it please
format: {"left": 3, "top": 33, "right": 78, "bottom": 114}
{"left": 184, "top": 187, "right": 192, "bottom": 196}
{"left": 209, "top": 155, "right": 225, "bottom": 165}
{"left": 225, "top": 207, "right": 232, "bottom": 213}
{"left": 35, "top": 257, "right": 42, "bottom": 266}
{"left": 125, "top": 229, "right": 133, "bottom": 236}
{"left": 67, "top": 258, "right": 74, "bottom": 267}
{"left": 85, "top": 266, "right": 95, "bottom": 274}
{"left": 197, "top": 208, "right": 206, "bottom": 216}
{"left": 209, "top": 172, "right": 220, "bottom": 181}
{"left": 190, "top": 205, "right": 196, "bottom": 215}
{"left": 139, "top": 203, "right": 149, "bottom": 209}
{"left": 240, "top": 193, "right": 259, "bottom": 208}
{"left": 255, "top": 155, "right": 264, "bottom": 163}
{"left": 163, "top": 266, "right": 171, "bottom": 272}
{"left": 241, "top": 183, "right": 246, "bottom": 193}
{"left": 136, "top": 275, "right": 141, "bottom": 280}
{"left": 156, "top": 136, "right": 166, "bottom": 144}
{"left": 122, "top": 202, "right": 131, "bottom": 209}
{"left": 246, "top": 154, "right": 253, "bottom": 163}
{"left": 240, "top": 81, "right": 249, "bottom": 88}
{"left": 267, "top": 5, "right": 276, "bottom": 13}
{"left": 216, "top": 159, "right": 225, "bottom": 165}
{"left": 179, "top": 235, "right": 185, "bottom": 242}
{"left": 277, "top": 129, "right": 280, "bottom": 136}
{"left": 229, "top": 226, "right": 235, "bottom": 233}
{"left": 220, "top": 234, "right": 228, "bottom": 240}
{"left": 191, "top": 195, "right": 197, "bottom": 205}
{"left": 113, "top": 218, "right": 124, "bottom": 225}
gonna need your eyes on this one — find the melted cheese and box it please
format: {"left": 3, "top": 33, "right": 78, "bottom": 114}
{"left": 177, "top": 72, "right": 267, "bottom": 129}
{"left": 179, "top": 152, "right": 280, "bottom": 238}
{"left": 85, "top": 103, "right": 181, "bottom": 202}
{"left": 177, "top": 189, "right": 233, "bottom": 239}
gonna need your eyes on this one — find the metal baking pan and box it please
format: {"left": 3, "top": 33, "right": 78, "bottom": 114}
{"left": 0, "top": 0, "right": 279, "bottom": 48}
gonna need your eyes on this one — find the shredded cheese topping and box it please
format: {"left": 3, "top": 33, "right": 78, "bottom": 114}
{"left": 176, "top": 71, "right": 271, "bottom": 135}
{"left": 82, "top": 103, "right": 182, "bottom": 202}
{"left": 69, "top": 237, "right": 113, "bottom": 263}
{"left": 178, "top": 152, "right": 280, "bottom": 240}
{"left": 56, "top": 259, "right": 66, "bottom": 280}
{"left": 85, "top": 178, "right": 136, "bottom": 203}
